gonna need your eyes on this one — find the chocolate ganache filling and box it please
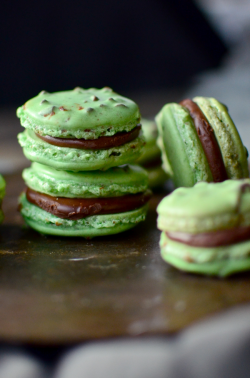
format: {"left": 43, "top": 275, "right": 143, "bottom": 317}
{"left": 36, "top": 125, "right": 141, "bottom": 150}
{"left": 167, "top": 225, "right": 250, "bottom": 247}
{"left": 179, "top": 99, "right": 227, "bottom": 182}
{"left": 26, "top": 188, "right": 152, "bottom": 220}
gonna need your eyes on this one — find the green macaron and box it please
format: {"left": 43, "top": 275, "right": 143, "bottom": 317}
{"left": 155, "top": 97, "right": 249, "bottom": 188}
{"left": 136, "top": 118, "right": 168, "bottom": 188}
{"left": 19, "top": 163, "right": 151, "bottom": 238}
{"left": 0, "top": 174, "right": 5, "bottom": 224}
{"left": 157, "top": 179, "right": 250, "bottom": 277}
{"left": 22, "top": 162, "right": 149, "bottom": 198}
{"left": 17, "top": 87, "right": 145, "bottom": 171}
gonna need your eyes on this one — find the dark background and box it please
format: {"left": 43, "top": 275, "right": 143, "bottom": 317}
{"left": 1, "top": 0, "right": 227, "bottom": 106}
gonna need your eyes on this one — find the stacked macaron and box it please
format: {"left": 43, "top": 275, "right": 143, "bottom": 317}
{"left": 157, "top": 180, "right": 250, "bottom": 277}
{"left": 0, "top": 174, "right": 6, "bottom": 224}
{"left": 17, "top": 87, "right": 151, "bottom": 237}
{"left": 136, "top": 118, "right": 168, "bottom": 188}
{"left": 156, "top": 97, "right": 249, "bottom": 188}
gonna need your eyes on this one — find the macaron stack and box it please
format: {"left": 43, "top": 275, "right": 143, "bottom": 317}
{"left": 157, "top": 180, "right": 250, "bottom": 277}
{"left": 156, "top": 97, "right": 249, "bottom": 188}
{"left": 17, "top": 87, "right": 151, "bottom": 237}
{"left": 136, "top": 118, "right": 168, "bottom": 188}
{"left": 0, "top": 175, "right": 6, "bottom": 224}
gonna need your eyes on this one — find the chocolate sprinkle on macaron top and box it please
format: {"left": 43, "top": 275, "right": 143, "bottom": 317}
{"left": 17, "top": 87, "right": 141, "bottom": 140}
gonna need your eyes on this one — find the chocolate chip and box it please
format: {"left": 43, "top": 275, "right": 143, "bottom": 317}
{"left": 115, "top": 103, "right": 127, "bottom": 108}
{"left": 40, "top": 99, "right": 50, "bottom": 105}
{"left": 86, "top": 108, "right": 94, "bottom": 113}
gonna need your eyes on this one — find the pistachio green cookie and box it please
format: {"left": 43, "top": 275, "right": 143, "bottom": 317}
{"left": 157, "top": 179, "right": 250, "bottom": 277}
{"left": 18, "top": 129, "right": 145, "bottom": 171}
{"left": 156, "top": 103, "right": 213, "bottom": 187}
{"left": 160, "top": 232, "right": 250, "bottom": 277}
{"left": 0, "top": 174, "right": 5, "bottom": 224}
{"left": 194, "top": 97, "right": 248, "bottom": 179}
{"left": 17, "top": 87, "right": 140, "bottom": 139}
{"left": 136, "top": 118, "right": 168, "bottom": 188}
{"left": 19, "top": 193, "right": 149, "bottom": 238}
{"left": 20, "top": 162, "right": 151, "bottom": 237}
{"left": 23, "top": 163, "right": 149, "bottom": 198}
{"left": 17, "top": 87, "right": 145, "bottom": 171}
{"left": 155, "top": 97, "right": 249, "bottom": 188}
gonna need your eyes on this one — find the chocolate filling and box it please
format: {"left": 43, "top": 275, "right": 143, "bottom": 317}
{"left": 179, "top": 99, "right": 227, "bottom": 182}
{"left": 36, "top": 125, "right": 141, "bottom": 150}
{"left": 167, "top": 225, "right": 250, "bottom": 247}
{"left": 26, "top": 187, "right": 152, "bottom": 220}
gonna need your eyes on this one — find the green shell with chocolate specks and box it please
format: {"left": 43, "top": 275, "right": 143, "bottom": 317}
{"left": 17, "top": 87, "right": 141, "bottom": 139}
{"left": 18, "top": 129, "right": 145, "bottom": 171}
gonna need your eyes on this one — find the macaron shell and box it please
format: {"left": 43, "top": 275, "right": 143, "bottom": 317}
{"left": 19, "top": 193, "right": 148, "bottom": 237}
{"left": 17, "top": 88, "right": 141, "bottom": 139}
{"left": 23, "top": 163, "right": 149, "bottom": 198}
{"left": 155, "top": 103, "right": 213, "bottom": 187}
{"left": 0, "top": 174, "right": 6, "bottom": 200}
{"left": 160, "top": 232, "right": 250, "bottom": 277}
{"left": 194, "top": 97, "right": 249, "bottom": 179}
{"left": 157, "top": 179, "right": 250, "bottom": 233}
{"left": 18, "top": 129, "right": 145, "bottom": 171}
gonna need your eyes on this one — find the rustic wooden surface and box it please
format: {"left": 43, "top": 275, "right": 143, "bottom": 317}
{"left": 0, "top": 172, "right": 250, "bottom": 345}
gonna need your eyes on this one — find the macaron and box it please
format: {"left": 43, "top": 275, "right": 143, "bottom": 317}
{"left": 19, "top": 163, "right": 152, "bottom": 237}
{"left": 155, "top": 97, "right": 249, "bottom": 188}
{"left": 17, "top": 87, "right": 145, "bottom": 171}
{"left": 0, "top": 174, "right": 5, "bottom": 224}
{"left": 136, "top": 118, "right": 168, "bottom": 188}
{"left": 157, "top": 179, "right": 250, "bottom": 277}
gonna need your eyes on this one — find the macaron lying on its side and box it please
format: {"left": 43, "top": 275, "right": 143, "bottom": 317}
{"left": 157, "top": 179, "right": 250, "bottom": 277}
{"left": 19, "top": 163, "right": 152, "bottom": 237}
{"left": 136, "top": 118, "right": 168, "bottom": 188}
{"left": 17, "top": 87, "right": 145, "bottom": 171}
{"left": 155, "top": 97, "right": 249, "bottom": 188}
{"left": 0, "top": 174, "right": 5, "bottom": 224}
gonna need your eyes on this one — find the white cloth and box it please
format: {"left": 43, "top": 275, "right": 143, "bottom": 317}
{"left": 0, "top": 349, "right": 47, "bottom": 378}
{"left": 54, "top": 304, "right": 250, "bottom": 378}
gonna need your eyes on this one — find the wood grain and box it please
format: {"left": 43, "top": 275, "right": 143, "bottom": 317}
{"left": 0, "top": 172, "right": 250, "bottom": 345}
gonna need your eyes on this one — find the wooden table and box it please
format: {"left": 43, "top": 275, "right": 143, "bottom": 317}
{"left": 1, "top": 172, "right": 250, "bottom": 345}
